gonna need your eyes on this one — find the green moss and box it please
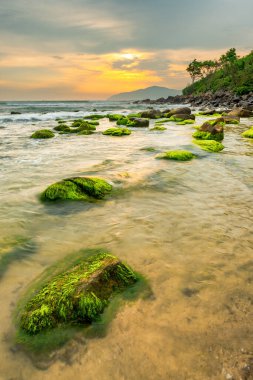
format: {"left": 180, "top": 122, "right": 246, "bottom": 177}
{"left": 84, "top": 120, "right": 99, "bottom": 126}
{"left": 155, "top": 118, "right": 172, "bottom": 124}
{"left": 17, "top": 250, "right": 138, "bottom": 336}
{"left": 78, "top": 130, "right": 94, "bottom": 135}
{"left": 83, "top": 115, "right": 104, "bottom": 120}
{"left": 116, "top": 117, "right": 135, "bottom": 127}
{"left": 192, "top": 130, "right": 224, "bottom": 141}
{"left": 127, "top": 113, "right": 141, "bottom": 118}
{"left": 31, "top": 130, "right": 55, "bottom": 139}
{"left": 156, "top": 150, "right": 196, "bottom": 161}
{"left": 140, "top": 147, "right": 157, "bottom": 152}
{"left": 57, "top": 120, "right": 66, "bottom": 124}
{"left": 150, "top": 126, "right": 166, "bottom": 131}
{"left": 107, "top": 114, "right": 124, "bottom": 121}
{"left": 193, "top": 139, "right": 224, "bottom": 152}
{"left": 169, "top": 116, "right": 185, "bottom": 122}
{"left": 102, "top": 127, "right": 131, "bottom": 136}
{"left": 54, "top": 124, "right": 71, "bottom": 132}
{"left": 41, "top": 177, "right": 113, "bottom": 202}
{"left": 176, "top": 120, "right": 195, "bottom": 125}
{"left": 241, "top": 127, "right": 253, "bottom": 138}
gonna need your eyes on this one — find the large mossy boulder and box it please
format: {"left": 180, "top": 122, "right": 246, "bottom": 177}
{"left": 129, "top": 117, "right": 149, "bottom": 127}
{"left": 156, "top": 150, "right": 196, "bottom": 161}
{"left": 163, "top": 107, "right": 191, "bottom": 117}
{"left": 241, "top": 127, "right": 253, "bottom": 138}
{"left": 41, "top": 177, "right": 113, "bottom": 202}
{"left": 193, "top": 119, "right": 224, "bottom": 141}
{"left": 31, "top": 130, "right": 55, "bottom": 139}
{"left": 140, "top": 109, "right": 162, "bottom": 119}
{"left": 18, "top": 251, "right": 138, "bottom": 335}
{"left": 193, "top": 139, "right": 224, "bottom": 152}
{"left": 102, "top": 127, "right": 131, "bottom": 136}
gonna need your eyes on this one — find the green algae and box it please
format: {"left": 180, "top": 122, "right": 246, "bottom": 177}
{"left": 116, "top": 117, "right": 136, "bottom": 127}
{"left": 41, "top": 177, "right": 113, "bottom": 202}
{"left": 31, "top": 130, "right": 55, "bottom": 139}
{"left": 241, "top": 127, "right": 253, "bottom": 138}
{"left": 83, "top": 115, "right": 104, "bottom": 120}
{"left": 156, "top": 150, "right": 196, "bottom": 161}
{"left": 102, "top": 127, "right": 131, "bottom": 136}
{"left": 176, "top": 120, "right": 195, "bottom": 125}
{"left": 107, "top": 114, "right": 124, "bottom": 121}
{"left": 193, "top": 139, "right": 224, "bottom": 152}
{"left": 15, "top": 249, "right": 149, "bottom": 355}
{"left": 140, "top": 146, "right": 157, "bottom": 152}
{"left": 77, "top": 130, "right": 94, "bottom": 135}
{"left": 192, "top": 130, "right": 224, "bottom": 142}
{"left": 150, "top": 126, "right": 166, "bottom": 131}
{"left": 54, "top": 124, "right": 71, "bottom": 132}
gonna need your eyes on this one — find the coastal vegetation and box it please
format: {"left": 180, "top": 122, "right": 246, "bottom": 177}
{"left": 183, "top": 49, "right": 253, "bottom": 95}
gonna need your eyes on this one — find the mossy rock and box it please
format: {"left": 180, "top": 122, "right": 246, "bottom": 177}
{"left": 83, "top": 115, "right": 104, "bottom": 120}
{"left": 193, "top": 139, "right": 224, "bottom": 152}
{"left": 102, "top": 127, "right": 131, "bottom": 136}
{"left": 54, "top": 124, "right": 71, "bottom": 133}
{"left": 78, "top": 130, "right": 94, "bottom": 136}
{"left": 156, "top": 150, "right": 196, "bottom": 161}
{"left": 176, "top": 120, "right": 195, "bottom": 125}
{"left": 31, "top": 130, "right": 55, "bottom": 139}
{"left": 150, "top": 126, "right": 166, "bottom": 131}
{"left": 41, "top": 177, "right": 113, "bottom": 202}
{"left": 17, "top": 250, "right": 138, "bottom": 336}
{"left": 116, "top": 117, "right": 136, "bottom": 127}
{"left": 241, "top": 127, "right": 253, "bottom": 138}
{"left": 107, "top": 114, "right": 124, "bottom": 121}
{"left": 192, "top": 130, "right": 224, "bottom": 142}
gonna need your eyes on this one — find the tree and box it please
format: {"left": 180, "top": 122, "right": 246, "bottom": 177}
{"left": 186, "top": 59, "right": 203, "bottom": 83}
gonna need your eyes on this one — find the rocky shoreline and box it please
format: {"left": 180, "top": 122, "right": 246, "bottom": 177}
{"left": 134, "top": 90, "right": 253, "bottom": 110}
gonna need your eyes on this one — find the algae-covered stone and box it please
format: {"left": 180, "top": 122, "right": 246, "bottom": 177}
{"left": 129, "top": 118, "right": 149, "bottom": 127}
{"left": 150, "top": 126, "right": 166, "bottom": 131}
{"left": 102, "top": 127, "right": 131, "bottom": 136}
{"left": 193, "top": 139, "right": 224, "bottom": 152}
{"left": 116, "top": 117, "right": 136, "bottom": 127}
{"left": 31, "top": 130, "right": 55, "bottom": 139}
{"left": 193, "top": 119, "right": 224, "bottom": 141}
{"left": 241, "top": 127, "right": 253, "bottom": 138}
{"left": 192, "top": 130, "right": 224, "bottom": 142}
{"left": 107, "top": 114, "right": 124, "bottom": 121}
{"left": 156, "top": 150, "right": 196, "bottom": 161}
{"left": 18, "top": 251, "right": 138, "bottom": 335}
{"left": 41, "top": 177, "right": 113, "bottom": 202}
{"left": 83, "top": 115, "right": 104, "bottom": 120}
{"left": 54, "top": 124, "right": 71, "bottom": 133}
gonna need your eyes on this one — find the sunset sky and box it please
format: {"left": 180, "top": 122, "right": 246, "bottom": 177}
{"left": 1, "top": 0, "right": 253, "bottom": 100}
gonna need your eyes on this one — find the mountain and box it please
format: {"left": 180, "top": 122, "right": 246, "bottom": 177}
{"left": 183, "top": 50, "right": 253, "bottom": 96}
{"left": 107, "top": 86, "right": 182, "bottom": 101}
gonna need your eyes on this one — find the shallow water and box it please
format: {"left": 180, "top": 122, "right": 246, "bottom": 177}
{"left": 0, "top": 101, "right": 253, "bottom": 380}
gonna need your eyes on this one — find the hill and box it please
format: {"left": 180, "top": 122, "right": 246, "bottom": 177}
{"left": 183, "top": 49, "right": 253, "bottom": 96}
{"left": 108, "top": 86, "right": 181, "bottom": 101}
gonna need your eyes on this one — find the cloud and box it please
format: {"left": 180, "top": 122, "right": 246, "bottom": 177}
{"left": 0, "top": 0, "right": 253, "bottom": 99}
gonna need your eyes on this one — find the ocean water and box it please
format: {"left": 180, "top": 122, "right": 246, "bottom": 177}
{"left": 0, "top": 101, "right": 253, "bottom": 380}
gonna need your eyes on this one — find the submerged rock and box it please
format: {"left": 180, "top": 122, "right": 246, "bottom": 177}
{"left": 193, "top": 139, "right": 224, "bottom": 152}
{"left": 54, "top": 124, "right": 71, "bottom": 132}
{"left": 156, "top": 150, "right": 196, "bottom": 161}
{"left": 18, "top": 251, "right": 138, "bottom": 335}
{"left": 41, "top": 177, "right": 113, "bottom": 202}
{"left": 150, "top": 125, "right": 166, "bottom": 131}
{"left": 102, "top": 127, "right": 131, "bottom": 136}
{"left": 241, "top": 127, "right": 253, "bottom": 138}
{"left": 31, "top": 130, "right": 55, "bottom": 139}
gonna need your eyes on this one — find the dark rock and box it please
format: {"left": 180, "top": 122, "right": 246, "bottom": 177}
{"left": 228, "top": 108, "right": 253, "bottom": 117}
{"left": 129, "top": 117, "right": 149, "bottom": 127}
{"left": 140, "top": 109, "right": 162, "bottom": 119}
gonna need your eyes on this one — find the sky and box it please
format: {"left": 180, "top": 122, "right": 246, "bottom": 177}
{"left": 0, "top": 0, "right": 253, "bottom": 100}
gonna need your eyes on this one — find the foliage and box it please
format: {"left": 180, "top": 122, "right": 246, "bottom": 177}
{"left": 183, "top": 49, "right": 253, "bottom": 95}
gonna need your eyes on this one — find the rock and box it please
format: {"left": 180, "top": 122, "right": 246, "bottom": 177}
{"left": 103, "top": 127, "right": 131, "bottom": 136}
{"left": 221, "top": 116, "right": 240, "bottom": 124}
{"left": 241, "top": 127, "right": 253, "bottom": 138}
{"left": 163, "top": 107, "right": 191, "bottom": 116}
{"left": 193, "top": 139, "right": 224, "bottom": 152}
{"left": 156, "top": 150, "right": 196, "bottom": 161}
{"left": 150, "top": 125, "right": 166, "bottom": 131}
{"left": 41, "top": 177, "right": 113, "bottom": 202}
{"left": 228, "top": 107, "right": 253, "bottom": 117}
{"left": 170, "top": 114, "right": 195, "bottom": 121}
{"left": 129, "top": 117, "right": 149, "bottom": 127}
{"left": 18, "top": 250, "right": 138, "bottom": 335}
{"left": 30, "top": 130, "right": 55, "bottom": 139}
{"left": 54, "top": 124, "right": 71, "bottom": 133}
{"left": 140, "top": 109, "right": 162, "bottom": 119}
{"left": 11, "top": 111, "right": 21, "bottom": 115}
{"left": 193, "top": 119, "right": 224, "bottom": 141}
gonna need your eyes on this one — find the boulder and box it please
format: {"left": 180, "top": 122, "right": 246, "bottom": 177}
{"left": 41, "top": 177, "right": 113, "bottom": 202}
{"left": 31, "top": 130, "right": 55, "bottom": 139}
{"left": 129, "top": 117, "right": 149, "bottom": 127}
{"left": 163, "top": 107, "right": 191, "bottom": 116}
{"left": 193, "top": 119, "right": 224, "bottom": 141}
{"left": 18, "top": 250, "right": 138, "bottom": 335}
{"left": 171, "top": 114, "right": 195, "bottom": 121}
{"left": 228, "top": 107, "right": 253, "bottom": 117}
{"left": 140, "top": 109, "right": 162, "bottom": 119}
{"left": 103, "top": 127, "right": 131, "bottom": 136}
